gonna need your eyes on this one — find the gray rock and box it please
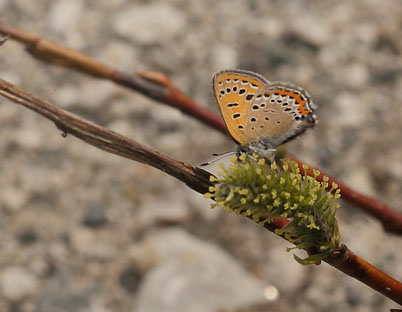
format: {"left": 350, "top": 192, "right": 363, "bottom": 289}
{"left": 134, "top": 229, "right": 269, "bottom": 312}
{"left": 119, "top": 266, "right": 143, "bottom": 293}
{"left": 37, "top": 272, "right": 89, "bottom": 312}
{"left": 82, "top": 204, "right": 108, "bottom": 228}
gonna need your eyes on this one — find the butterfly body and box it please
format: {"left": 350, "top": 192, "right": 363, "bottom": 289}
{"left": 213, "top": 69, "right": 317, "bottom": 158}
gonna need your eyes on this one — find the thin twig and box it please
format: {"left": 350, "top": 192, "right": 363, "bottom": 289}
{"left": 0, "top": 23, "right": 400, "bottom": 234}
{"left": 0, "top": 78, "right": 211, "bottom": 195}
{"left": 0, "top": 78, "right": 401, "bottom": 305}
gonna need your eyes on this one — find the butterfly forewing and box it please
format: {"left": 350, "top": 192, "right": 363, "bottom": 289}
{"left": 213, "top": 70, "right": 270, "bottom": 145}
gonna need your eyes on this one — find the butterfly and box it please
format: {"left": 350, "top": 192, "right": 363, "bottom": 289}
{"left": 212, "top": 69, "right": 317, "bottom": 159}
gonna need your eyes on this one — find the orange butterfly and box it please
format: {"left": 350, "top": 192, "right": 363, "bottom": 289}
{"left": 212, "top": 69, "right": 316, "bottom": 159}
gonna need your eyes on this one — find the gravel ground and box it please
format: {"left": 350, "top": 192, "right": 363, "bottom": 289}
{"left": 1, "top": 1, "right": 402, "bottom": 311}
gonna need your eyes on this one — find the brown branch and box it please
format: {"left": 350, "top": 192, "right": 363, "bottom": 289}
{"left": 0, "top": 78, "right": 401, "bottom": 305}
{"left": 1, "top": 23, "right": 400, "bottom": 234}
{"left": 325, "top": 244, "right": 402, "bottom": 305}
{"left": 0, "top": 78, "right": 211, "bottom": 195}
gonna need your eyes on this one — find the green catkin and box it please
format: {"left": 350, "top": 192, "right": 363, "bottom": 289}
{"left": 205, "top": 154, "right": 341, "bottom": 265}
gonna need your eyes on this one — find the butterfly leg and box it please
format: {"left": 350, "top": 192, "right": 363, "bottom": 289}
{"left": 200, "top": 151, "right": 237, "bottom": 166}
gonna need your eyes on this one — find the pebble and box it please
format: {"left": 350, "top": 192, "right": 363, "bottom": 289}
{"left": 82, "top": 204, "right": 108, "bottom": 228}
{"left": 113, "top": 3, "right": 185, "bottom": 44}
{"left": 48, "top": 0, "right": 83, "bottom": 33}
{"left": 70, "top": 229, "right": 115, "bottom": 259}
{"left": 0, "top": 267, "right": 39, "bottom": 302}
{"left": 135, "top": 229, "right": 268, "bottom": 312}
{"left": 119, "top": 266, "right": 142, "bottom": 293}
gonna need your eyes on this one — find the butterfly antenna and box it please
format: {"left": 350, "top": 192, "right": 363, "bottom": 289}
{"left": 200, "top": 151, "right": 237, "bottom": 166}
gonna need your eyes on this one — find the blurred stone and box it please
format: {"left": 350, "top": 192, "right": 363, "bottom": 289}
{"left": 0, "top": 0, "right": 7, "bottom": 10}
{"left": 135, "top": 229, "right": 268, "bottom": 312}
{"left": 344, "top": 63, "right": 369, "bottom": 88}
{"left": 82, "top": 204, "right": 108, "bottom": 228}
{"left": 17, "top": 229, "right": 38, "bottom": 246}
{"left": 333, "top": 93, "right": 366, "bottom": 127}
{"left": 212, "top": 44, "right": 238, "bottom": 69}
{"left": 37, "top": 272, "right": 89, "bottom": 312}
{"left": 0, "top": 267, "right": 39, "bottom": 302}
{"left": 70, "top": 228, "right": 115, "bottom": 259}
{"left": 13, "top": 127, "right": 43, "bottom": 150}
{"left": 78, "top": 80, "right": 117, "bottom": 110}
{"left": 138, "top": 200, "right": 191, "bottom": 227}
{"left": 0, "top": 187, "right": 29, "bottom": 212}
{"left": 264, "top": 244, "right": 307, "bottom": 293}
{"left": 48, "top": 0, "right": 83, "bottom": 33}
{"left": 261, "top": 19, "right": 284, "bottom": 40}
{"left": 128, "top": 244, "right": 158, "bottom": 273}
{"left": 287, "top": 15, "right": 330, "bottom": 48}
{"left": 113, "top": 3, "right": 185, "bottom": 44}
{"left": 343, "top": 166, "right": 375, "bottom": 196}
{"left": 119, "top": 266, "right": 142, "bottom": 293}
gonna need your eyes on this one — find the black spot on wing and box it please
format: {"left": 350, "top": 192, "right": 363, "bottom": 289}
{"left": 232, "top": 113, "right": 241, "bottom": 119}
{"left": 246, "top": 94, "right": 254, "bottom": 101}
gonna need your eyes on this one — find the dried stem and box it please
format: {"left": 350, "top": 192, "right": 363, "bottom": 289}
{"left": 0, "top": 78, "right": 401, "bottom": 305}
{"left": 0, "top": 78, "right": 211, "bottom": 195}
{"left": 1, "top": 23, "right": 400, "bottom": 234}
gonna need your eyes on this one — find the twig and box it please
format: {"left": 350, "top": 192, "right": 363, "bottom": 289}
{"left": 0, "top": 23, "right": 400, "bottom": 234}
{"left": 0, "top": 78, "right": 401, "bottom": 305}
{"left": 325, "top": 244, "right": 402, "bottom": 305}
{"left": 0, "top": 78, "right": 211, "bottom": 195}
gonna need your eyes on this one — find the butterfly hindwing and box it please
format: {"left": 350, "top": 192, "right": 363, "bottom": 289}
{"left": 244, "top": 82, "right": 314, "bottom": 146}
{"left": 213, "top": 69, "right": 270, "bottom": 145}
